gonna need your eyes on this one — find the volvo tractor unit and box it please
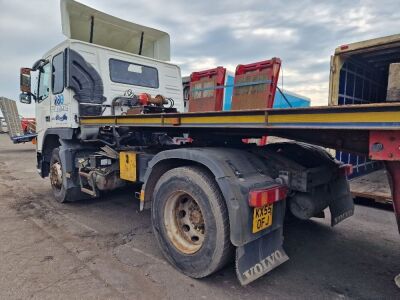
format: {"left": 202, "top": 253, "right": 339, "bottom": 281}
{"left": 18, "top": 0, "right": 366, "bottom": 285}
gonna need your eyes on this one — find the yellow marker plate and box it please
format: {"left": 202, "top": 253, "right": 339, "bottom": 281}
{"left": 252, "top": 204, "right": 273, "bottom": 233}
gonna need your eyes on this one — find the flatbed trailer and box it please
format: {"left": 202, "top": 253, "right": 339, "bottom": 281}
{"left": 81, "top": 102, "right": 400, "bottom": 232}
{"left": 81, "top": 103, "right": 400, "bottom": 281}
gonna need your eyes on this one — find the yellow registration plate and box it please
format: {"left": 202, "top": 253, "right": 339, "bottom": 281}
{"left": 252, "top": 204, "right": 273, "bottom": 233}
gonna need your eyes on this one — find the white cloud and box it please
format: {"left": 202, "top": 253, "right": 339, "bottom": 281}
{"left": 175, "top": 56, "right": 218, "bottom": 76}
{"left": 252, "top": 28, "right": 294, "bottom": 38}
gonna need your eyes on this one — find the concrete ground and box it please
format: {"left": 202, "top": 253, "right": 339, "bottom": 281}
{"left": 0, "top": 134, "right": 399, "bottom": 299}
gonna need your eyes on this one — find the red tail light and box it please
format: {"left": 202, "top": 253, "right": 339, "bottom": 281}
{"left": 340, "top": 164, "right": 353, "bottom": 177}
{"left": 248, "top": 185, "right": 288, "bottom": 207}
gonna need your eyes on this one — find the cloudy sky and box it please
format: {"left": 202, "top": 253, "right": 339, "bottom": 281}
{"left": 1, "top": 0, "right": 400, "bottom": 117}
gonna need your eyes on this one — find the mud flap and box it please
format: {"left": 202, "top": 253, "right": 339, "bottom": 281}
{"left": 235, "top": 227, "right": 289, "bottom": 285}
{"left": 328, "top": 175, "right": 354, "bottom": 226}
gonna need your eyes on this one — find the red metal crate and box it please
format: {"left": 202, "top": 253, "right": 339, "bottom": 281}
{"left": 231, "top": 58, "right": 281, "bottom": 110}
{"left": 189, "top": 67, "right": 226, "bottom": 112}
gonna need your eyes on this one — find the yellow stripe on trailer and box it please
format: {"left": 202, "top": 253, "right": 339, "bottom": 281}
{"left": 81, "top": 117, "right": 115, "bottom": 125}
{"left": 179, "top": 114, "right": 265, "bottom": 125}
{"left": 79, "top": 103, "right": 400, "bottom": 129}
{"left": 117, "top": 117, "right": 162, "bottom": 125}
{"left": 268, "top": 111, "right": 400, "bottom": 124}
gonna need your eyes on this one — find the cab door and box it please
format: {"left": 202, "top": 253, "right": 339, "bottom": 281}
{"left": 35, "top": 61, "right": 51, "bottom": 150}
{"left": 49, "top": 51, "right": 70, "bottom": 128}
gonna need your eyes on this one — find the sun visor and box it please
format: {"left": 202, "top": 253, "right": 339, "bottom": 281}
{"left": 60, "top": 0, "right": 170, "bottom": 61}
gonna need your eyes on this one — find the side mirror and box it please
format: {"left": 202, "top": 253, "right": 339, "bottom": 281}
{"left": 20, "top": 68, "right": 32, "bottom": 93}
{"left": 19, "top": 93, "right": 31, "bottom": 104}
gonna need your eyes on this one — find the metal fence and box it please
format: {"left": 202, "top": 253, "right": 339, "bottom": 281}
{"left": 336, "top": 60, "right": 385, "bottom": 177}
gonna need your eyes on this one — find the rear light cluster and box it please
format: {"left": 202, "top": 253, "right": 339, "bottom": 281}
{"left": 248, "top": 185, "right": 288, "bottom": 207}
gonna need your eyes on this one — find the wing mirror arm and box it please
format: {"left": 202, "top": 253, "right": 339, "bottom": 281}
{"left": 19, "top": 59, "right": 48, "bottom": 104}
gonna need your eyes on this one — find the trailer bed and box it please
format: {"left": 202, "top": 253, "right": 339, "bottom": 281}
{"left": 350, "top": 169, "right": 392, "bottom": 204}
{"left": 84, "top": 102, "right": 398, "bottom": 204}
{"left": 81, "top": 102, "right": 400, "bottom": 129}
{"left": 81, "top": 102, "right": 400, "bottom": 231}
{"left": 81, "top": 102, "right": 400, "bottom": 155}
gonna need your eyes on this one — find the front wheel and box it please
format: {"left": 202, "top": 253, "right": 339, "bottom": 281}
{"left": 49, "top": 147, "right": 86, "bottom": 203}
{"left": 151, "top": 166, "right": 233, "bottom": 278}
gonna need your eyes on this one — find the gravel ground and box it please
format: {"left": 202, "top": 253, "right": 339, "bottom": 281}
{"left": 0, "top": 134, "right": 399, "bottom": 299}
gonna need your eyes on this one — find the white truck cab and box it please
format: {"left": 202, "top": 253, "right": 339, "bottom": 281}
{"left": 20, "top": 0, "right": 183, "bottom": 154}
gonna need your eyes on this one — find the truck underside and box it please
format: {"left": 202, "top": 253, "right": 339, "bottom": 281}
{"left": 33, "top": 102, "right": 400, "bottom": 285}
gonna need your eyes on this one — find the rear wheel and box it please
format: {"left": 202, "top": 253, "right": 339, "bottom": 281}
{"left": 49, "top": 147, "right": 86, "bottom": 203}
{"left": 151, "top": 166, "right": 233, "bottom": 278}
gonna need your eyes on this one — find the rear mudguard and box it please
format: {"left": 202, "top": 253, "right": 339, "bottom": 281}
{"left": 141, "top": 147, "right": 289, "bottom": 285}
{"left": 141, "top": 147, "right": 286, "bottom": 247}
{"left": 141, "top": 145, "right": 353, "bottom": 285}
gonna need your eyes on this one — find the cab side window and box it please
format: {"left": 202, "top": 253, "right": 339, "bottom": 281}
{"left": 52, "top": 52, "right": 64, "bottom": 94}
{"left": 38, "top": 63, "right": 50, "bottom": 102}
{"left": 109, "top": 59, "right": 159, "bottom": 88}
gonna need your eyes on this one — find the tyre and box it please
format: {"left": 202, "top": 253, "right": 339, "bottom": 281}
{"left": 49, "top": 147, "right": 86, "bottom": 203}
{"left": 151, "top": 166, "right": 233, "bottom": 278}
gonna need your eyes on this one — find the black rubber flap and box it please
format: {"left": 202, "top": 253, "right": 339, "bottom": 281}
{"left": 328, "top": 175, "right": 354, "bottom": 226}
{"left": 235, "top": 227, "right": 289, "bottom": 285}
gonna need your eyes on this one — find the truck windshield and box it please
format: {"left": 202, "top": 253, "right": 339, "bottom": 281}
{"left": 38, "top": 63, "right": 50, "bottom": 102}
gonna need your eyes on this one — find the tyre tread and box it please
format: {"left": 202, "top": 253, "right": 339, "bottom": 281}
{"left": 152, "top": 165, "right": 233, "bottom": 278}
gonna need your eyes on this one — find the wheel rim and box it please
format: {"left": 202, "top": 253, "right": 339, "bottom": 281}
{"left": 164, "top": 191, "right": 205, "bottom": 254}
{"left": 50, "top": 161, "right": 63, "bottom": 190}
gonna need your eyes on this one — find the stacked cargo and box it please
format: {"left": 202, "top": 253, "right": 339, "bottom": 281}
{"left": 185, "top": 58, "right": 309, "bottom": 145}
